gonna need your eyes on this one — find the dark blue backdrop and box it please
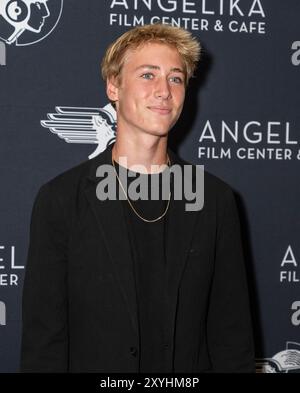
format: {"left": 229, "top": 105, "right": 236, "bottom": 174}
{"left": 0, "top": 0, "right": 299, "bottom": 373}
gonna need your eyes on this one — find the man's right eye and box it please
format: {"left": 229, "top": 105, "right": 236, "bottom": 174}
{"left": 141, "top": 73, "right": 154, "bottom": 80}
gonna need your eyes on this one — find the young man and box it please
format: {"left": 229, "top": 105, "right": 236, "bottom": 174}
{"left": 21, "top": 24, "right": 255, "bottom": 373}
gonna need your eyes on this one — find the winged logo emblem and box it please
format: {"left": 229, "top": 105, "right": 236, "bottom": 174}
{"left": 41, "top": 103, "right": 117, "bottom": 159}
{"left": 256, "top": 341, "right": 300, "bottom": 373}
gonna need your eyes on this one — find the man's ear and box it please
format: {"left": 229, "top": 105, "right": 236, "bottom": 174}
{"left": 106, "top": 77, "right": 119, "bottom": 103}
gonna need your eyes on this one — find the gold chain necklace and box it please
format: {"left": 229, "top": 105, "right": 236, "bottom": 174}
{"left": 112, "top": 152, "right": 171, "bottom": 223}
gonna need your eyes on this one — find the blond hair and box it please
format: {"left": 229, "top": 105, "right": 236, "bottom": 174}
{"left": 101, "top": 23, "right": 201, "bottom": 86}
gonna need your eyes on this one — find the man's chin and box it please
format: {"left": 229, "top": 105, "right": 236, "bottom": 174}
{"left": 145, "top": 129, "right": 170, "bottom": 137}
{"left": 144, "top": 122, "right": 174, "bottom": 136}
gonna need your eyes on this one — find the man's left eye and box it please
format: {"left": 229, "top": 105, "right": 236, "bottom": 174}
{"left": 169, "top": 76, "right": 183, "bottom": 84}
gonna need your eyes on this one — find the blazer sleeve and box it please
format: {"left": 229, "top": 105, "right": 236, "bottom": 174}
{"left": 206, "top": 186, "right": 255, "bottom": 372}
{"left": 20, "top": 183, "right": 69, "bottom": 372}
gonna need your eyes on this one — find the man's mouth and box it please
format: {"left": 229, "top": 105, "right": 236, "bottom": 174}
{"left": 148, "top": 106, "right": 172, "bottom": 115}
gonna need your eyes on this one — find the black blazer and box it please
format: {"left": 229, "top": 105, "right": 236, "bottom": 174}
{"left": 20, "top": 143, "right": 255, "bottom": 373}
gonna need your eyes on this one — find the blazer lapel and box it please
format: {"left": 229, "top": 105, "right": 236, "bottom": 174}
{"left": 84, "top": 143, "right": 139, "bottom": 336}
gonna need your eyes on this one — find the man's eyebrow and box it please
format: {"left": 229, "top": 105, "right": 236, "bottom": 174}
{"left": 134, "top": 64, "right": 185, "bottom": 73}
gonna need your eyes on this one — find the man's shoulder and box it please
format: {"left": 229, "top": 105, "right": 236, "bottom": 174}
{"left": 40, "top": 145, "right": 112, "bottom": 195}
{"left": 40, "top": 158, "right": 92, "bottom": 193}
{"left": 204, "top": 169, "right": 234, "bottom": 197}
{"left": 35, "top": 153, "right": 103, "bottom": 207}
{"left": 171, "top": 150, "right": 234, "bottom": 196}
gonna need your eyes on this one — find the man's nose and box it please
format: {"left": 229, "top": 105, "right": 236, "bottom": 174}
{"left": 154, "top": 78, "right": 171, "bottom": 100}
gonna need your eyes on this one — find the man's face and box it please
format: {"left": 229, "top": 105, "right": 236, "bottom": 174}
{"left": 107, "top": 42, "right": 186, "bottom": 139}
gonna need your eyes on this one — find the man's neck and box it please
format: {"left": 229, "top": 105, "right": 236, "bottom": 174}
{"left": 112, "top": 134, "right": 169, "bottom": 174}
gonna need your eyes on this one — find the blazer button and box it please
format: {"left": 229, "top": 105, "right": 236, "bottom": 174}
{"left": 130, "top": 346, "right": 138, "bottom": 357}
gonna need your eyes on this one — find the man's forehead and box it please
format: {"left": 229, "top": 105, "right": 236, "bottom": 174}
{"left": 126, "top": 42, "right": 180, "bottom": 55}
{"left": 134, "top": 64, "right": 185, "bottom": 73}
{"left": 122, "top": 42, "right": 184, "bottom": 68}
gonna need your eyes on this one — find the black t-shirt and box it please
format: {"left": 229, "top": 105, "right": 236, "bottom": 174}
{"left": 113, "top": 161, "right": 170, "bottom": 373}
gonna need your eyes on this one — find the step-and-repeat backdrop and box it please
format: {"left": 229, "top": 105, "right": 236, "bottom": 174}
{"left": 0, "top": 0, "right": 299, "bottom": 373}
